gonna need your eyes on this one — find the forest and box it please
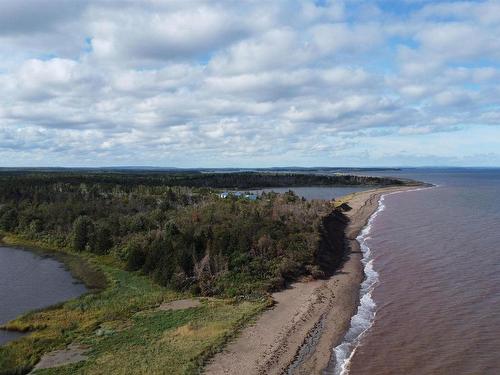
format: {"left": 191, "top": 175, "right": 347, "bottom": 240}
{"left": 0, "top": 171, "right": 397, "bottom": 296}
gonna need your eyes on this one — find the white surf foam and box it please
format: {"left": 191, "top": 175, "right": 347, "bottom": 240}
{"left": 331, "top": 186, "right": 434, "bottom": 375}
{"left": 331, "top": 195, "right": 385, "bottom": 375}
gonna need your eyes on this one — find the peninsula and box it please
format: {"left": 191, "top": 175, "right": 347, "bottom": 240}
{"left": 0, "top": 170, "right": 421, "bottom": 374}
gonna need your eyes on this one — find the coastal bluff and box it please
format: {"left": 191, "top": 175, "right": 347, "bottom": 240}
{"left": 204, "top": 185, "right": 420, "bottom": 375}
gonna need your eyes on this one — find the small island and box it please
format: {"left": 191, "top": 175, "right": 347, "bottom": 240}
{"left": 0, "top": 170, "right": 421, "bottom": 374}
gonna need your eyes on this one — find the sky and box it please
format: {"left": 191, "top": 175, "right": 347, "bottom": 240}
{"left": 1, "top": 0, "right": 500, "bottom": 168}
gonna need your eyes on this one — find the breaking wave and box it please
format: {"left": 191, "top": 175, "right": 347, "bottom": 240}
{"left": 331, "top": 186, "right": 432, "bottom": 375}
{"left": 331, "top": 194, "right": 386, "bottom": 375}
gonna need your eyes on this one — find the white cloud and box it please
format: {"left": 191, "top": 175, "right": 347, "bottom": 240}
{"left": 0, "top": 0, "right": 499, "bottom": 167}
{"left": 87, "top": 3, "right": 258, "bottom": 65}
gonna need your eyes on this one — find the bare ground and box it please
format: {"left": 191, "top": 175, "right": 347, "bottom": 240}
{"left": 30, "top": 343, "right": 89, "bottom": 373}
{"left": 157, "top": 298, "right": 201, "bottom": 311}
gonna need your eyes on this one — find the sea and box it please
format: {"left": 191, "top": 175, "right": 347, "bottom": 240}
{"left": 245, "top": 168, "right": 500, "bottom": 374}
{"left": 330, "top": 168, "right": 500, "bottom": 374}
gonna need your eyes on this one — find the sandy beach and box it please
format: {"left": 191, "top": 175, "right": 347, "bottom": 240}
{"left": 204, "top": 185, "right": 419, "bottom": 375}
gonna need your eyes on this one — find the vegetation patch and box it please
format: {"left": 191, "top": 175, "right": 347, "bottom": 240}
{"left": 0, "top": 172, "right": 362, "bottom": 297}
{"left": 0, "top": 237, "right": 268, "bottom": 374}
{"left": 0, "top": 171, "right": 401, "bottom": 373}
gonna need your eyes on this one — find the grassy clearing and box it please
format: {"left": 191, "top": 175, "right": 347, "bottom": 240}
{"left": 0, "top": 235, "right": 269, "bottom": 375}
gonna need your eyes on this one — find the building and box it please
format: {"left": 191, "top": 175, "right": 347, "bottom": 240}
{"left": 218, "top": 192, "right": 258, "bottom": 201}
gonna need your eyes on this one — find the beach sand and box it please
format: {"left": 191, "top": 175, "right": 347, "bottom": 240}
{"left": 203, "top": 185, "right": 418, "bottom": 375}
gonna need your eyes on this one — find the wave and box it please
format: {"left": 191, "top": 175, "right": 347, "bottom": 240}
{"left": 331, "top": 195, "right": 385, "bottom": 375}
{"left": 331, "top": 186, "right": 434, "bottom": 375}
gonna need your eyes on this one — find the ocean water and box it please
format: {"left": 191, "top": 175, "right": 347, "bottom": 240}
{"left": 0, "top": 246, "right": 87, "bottom": 345}
{"left": 334, "top": 168, "right": 500, "bottom": 374}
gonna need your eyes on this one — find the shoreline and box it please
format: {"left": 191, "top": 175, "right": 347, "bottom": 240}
{"left": 204, "top": 185, "right": 422, "bottom": 375}
{"left": 0, "top": 235, "right": 268, "bottom": 374}
{"left": 0, "top": 234, "right": 107, "bottom": 292}
{"left": 0, "top": 183, "right": 426, "bottom": 373}
{"left": 0, "top": 235, "right": 107, "bottom": 341}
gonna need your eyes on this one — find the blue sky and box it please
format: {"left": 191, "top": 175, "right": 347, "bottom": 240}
{"left": 0, "top": 0, "right": 499, "bottom": 167}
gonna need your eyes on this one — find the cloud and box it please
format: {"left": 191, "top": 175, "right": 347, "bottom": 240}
{"left": 0, "top": 0, "right": 499, "bottom": 167}
{"left": 0, "top": 0, "right": 87, "bottom": 35}
{"left": 87, "top": 2, "right": 259, "bottom": 65}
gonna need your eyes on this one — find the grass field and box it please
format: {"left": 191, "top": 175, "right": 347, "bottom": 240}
{"left": 0, "top": 235, "right": 269, "bottom": 374}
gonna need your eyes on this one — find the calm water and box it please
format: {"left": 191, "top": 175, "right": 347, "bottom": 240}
{"left": 250, "top": 186, "right": 372, "bottom": 200}
{"left": 0, "top": 246, "right": 87, "bottom": 345}
{"left": 336, "top": 168, "right": 500, "bottom": 374}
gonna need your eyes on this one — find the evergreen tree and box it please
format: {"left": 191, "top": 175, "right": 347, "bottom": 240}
{"left": 0, "top": 208, "right": 18, "bottom": 232}
{"left": 94, "top": 224, "right": 113, "bottom": 254}
{"left": 72, "top": 216, "right": 94, "bottom": 252}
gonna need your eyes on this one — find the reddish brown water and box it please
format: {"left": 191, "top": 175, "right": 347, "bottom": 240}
{"left": 342, "top": 169, "right": 500, "bottom": 374}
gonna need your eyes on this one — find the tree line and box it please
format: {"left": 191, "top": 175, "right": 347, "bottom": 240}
{"left": 0, "top": 172, "right": 389, "bottom": 296}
